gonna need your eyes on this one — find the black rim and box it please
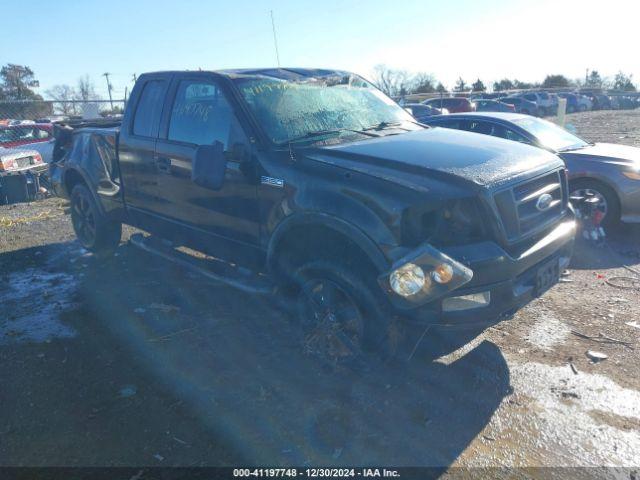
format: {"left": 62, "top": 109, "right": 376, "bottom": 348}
{"left": 72, "top": 191, "right": 96, "bottom": 246}
{"left": 297, "top": 278, "right": 364, "bottom": 365}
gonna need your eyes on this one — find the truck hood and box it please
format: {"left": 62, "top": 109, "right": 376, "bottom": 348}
{"left": 559, "top": 142, "right": 640, "bottom": 168}
{"left": 308, "top": 127, "right": 563, "bottom": 190}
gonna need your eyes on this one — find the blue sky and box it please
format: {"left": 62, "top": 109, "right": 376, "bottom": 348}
{"left": 3, "top": 0, "right": 638, "bottom": 99}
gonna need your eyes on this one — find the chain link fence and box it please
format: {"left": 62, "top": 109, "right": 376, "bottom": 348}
{"left": 0, "top": 99, "right": 126, "bottom": 124}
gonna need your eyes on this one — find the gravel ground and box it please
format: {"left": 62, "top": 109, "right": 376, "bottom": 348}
{"left": 0, "top": 110, "right": 639, "bottom": 471}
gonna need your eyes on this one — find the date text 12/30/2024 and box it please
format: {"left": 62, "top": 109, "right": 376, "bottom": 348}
{"left": 233, "top": 468, "right": 401, "bottom": 478}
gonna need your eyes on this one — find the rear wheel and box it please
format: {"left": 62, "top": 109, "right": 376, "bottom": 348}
{"left": 293, "top": 260, "right": 398, "bottom": 368}
{"left": 570, "top": 178, "right": 621, "bottom": 229}
{"left": 70, "top": 184, "right": 121, "bottom": 258}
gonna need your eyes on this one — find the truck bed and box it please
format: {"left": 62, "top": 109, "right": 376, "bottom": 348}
{"left": 50, "top": 120, "right": 123, "bottom": 202}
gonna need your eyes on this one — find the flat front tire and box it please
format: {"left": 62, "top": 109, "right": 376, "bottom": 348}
{"left": 293, "top": 260, "right": 398, "bottom": 367}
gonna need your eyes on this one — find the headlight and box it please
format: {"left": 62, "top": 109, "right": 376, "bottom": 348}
{"left": 622, "top": 171, "right": 640, "bottom": 181}
{"left": 389, "top": 263, "right": 427, "bottom": 297}
{"left": 380, "top": 244, "right": 474, "bottom": 308}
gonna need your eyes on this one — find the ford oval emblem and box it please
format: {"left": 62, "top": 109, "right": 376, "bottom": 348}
{"left": 535, "top": 193, "right": 553, "bottom": 211}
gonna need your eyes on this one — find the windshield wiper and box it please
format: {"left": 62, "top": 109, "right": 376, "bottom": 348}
{"left": 279, "top": 128, "right": 379, "bottom": 146}
{"left": 362, "top": 121, "right": 404, "bottom": 131}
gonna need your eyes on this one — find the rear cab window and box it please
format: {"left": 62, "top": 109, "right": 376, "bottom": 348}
{"left": 132, "top": 79, "right": 168, "bottom": 137}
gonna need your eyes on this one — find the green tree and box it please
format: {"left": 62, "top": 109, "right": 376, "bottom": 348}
{"left": 0, "top": 64, "right": 42, "bottom": 100}
{"left": 493, "top": 78, "right": 514, "bottom": 92}
{"left": 471, "top": 78, "right": 486, "bottom": 92}
{"left": 411, "top": 72, "right": 437, "bottom": 94}
{"left": 541, "top": 74, "right": 571, "bottom": 88}
{"left": 612, "top": 72, "right": 636, "bottom": 92}
{"left": 513, "top": 79, "right": 536, "bottom": 90}
{"left": 436, "top": 82, "right": 447, "bottom": 93}
{"left": 585, "top": 70, "right": 604, "bottom": 88}
{"left": 453, "top": 77, "right": 467, "bottom": 92}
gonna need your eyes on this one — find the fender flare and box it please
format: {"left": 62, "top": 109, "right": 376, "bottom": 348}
{"left": 266, "top": 212, "right": 390, "bottom": 273}
{"left": 567, "top": 174, "right": 622, "bottom": 201}
{"left": 63, "top": 166, "right": 108, "bottom": 217}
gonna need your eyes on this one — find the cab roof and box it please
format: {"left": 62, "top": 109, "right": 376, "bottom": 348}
{"left": 141, "top": 68, "right": 353, "bottom": 81}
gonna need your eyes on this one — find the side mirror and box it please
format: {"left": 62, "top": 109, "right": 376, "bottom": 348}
{"left": 192, "top": 141, "right": 228, "bottom": 190}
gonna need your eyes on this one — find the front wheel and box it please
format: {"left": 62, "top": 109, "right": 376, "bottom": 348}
{"left": 293, "top": 260, "right": 398, "bottom": 368}
{"left": 70, "top": 184, "right": 121, "bottom": 258}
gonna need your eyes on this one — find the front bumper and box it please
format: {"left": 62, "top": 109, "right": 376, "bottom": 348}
{"left": 384, "top": 218, "right": 576, "bottom": 326}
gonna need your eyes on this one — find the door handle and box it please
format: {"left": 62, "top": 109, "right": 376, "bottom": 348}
{"left": 155, "top": 156, "right": 171, "bottom": 173}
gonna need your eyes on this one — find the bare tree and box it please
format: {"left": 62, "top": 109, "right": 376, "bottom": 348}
{"left": 46, "top": 84, "right": 78, "bottom": 115}
{"left": 76, "top": 75, "right": 100, "bottom": 101}
{"left": 371, "top": 65, "right": 412, "bottom": 97}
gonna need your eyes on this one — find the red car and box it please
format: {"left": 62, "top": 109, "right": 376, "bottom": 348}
{"left": 422, "top": 97, "right": 476, "bottom": 113}
{"left": 0, "top": 124, "right": 53, "bottom": 149}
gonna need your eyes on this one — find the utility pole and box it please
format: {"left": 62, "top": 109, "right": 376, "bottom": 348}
{"left": 103, "top": 72, "right": 114, "bottom": 110}
{"left": 270, "top": 10, "right": 281, "bottom": 68}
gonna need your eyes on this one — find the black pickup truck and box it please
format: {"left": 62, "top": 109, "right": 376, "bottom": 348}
{"left": 50, "top": 68, "right": 575, "bottom": 359}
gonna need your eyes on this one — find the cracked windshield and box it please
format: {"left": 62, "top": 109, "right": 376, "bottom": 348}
{"left": 1, "top": 0, "right": 639, "bottom": 479}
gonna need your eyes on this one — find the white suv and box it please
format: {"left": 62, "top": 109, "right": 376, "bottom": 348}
{"left": 515, "top": 92, "right": 554, "bottom": 116}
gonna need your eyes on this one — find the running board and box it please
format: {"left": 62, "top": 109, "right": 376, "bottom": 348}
{"left": 128, "top": 233, "right": 276, "bottom": 295}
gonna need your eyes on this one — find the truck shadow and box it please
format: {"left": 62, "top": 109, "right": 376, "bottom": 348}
{"left": 1, "top": 240, "right": 512, "bottom": 467}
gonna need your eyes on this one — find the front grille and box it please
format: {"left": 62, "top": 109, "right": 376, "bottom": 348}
{"left": 494, "top": 170, "right": 568, "bottom": 242}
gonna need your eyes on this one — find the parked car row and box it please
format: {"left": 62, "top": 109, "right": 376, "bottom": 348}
{"left": 406, "top": 90, "right": 640, "bottom": 119}
{"left": 474, "top": 91, "right": 640, "bottom": 115}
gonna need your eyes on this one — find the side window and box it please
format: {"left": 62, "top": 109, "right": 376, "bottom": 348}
{"left": 133, "top": 80, "right": 167, "bottom": 137}
{"left": 468, "top": 121, "right": 494, "bottom": 135}
{"left": 168, "top": 80, "right": 239, "bottom": 147}
{"left": 503, "top": 127, "right": 530, "bottom": 144}
{"left": 17, "top": 127, "right": 35, "bottom": 140}
{"left": 440, "top": 119, "right": 462, "bottom": 130}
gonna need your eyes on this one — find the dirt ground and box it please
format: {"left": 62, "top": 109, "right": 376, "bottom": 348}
{"left": 0, "top": 110, "right": 639, "bottom": 472}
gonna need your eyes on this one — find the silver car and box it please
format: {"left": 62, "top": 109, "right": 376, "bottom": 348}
{"left": 421, "top": 112, "right": 640, "bottom": 227}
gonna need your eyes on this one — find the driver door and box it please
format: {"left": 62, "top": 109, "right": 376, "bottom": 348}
{"left": 153, "top": 76, "right": 261, "bottom": 265}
